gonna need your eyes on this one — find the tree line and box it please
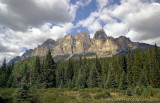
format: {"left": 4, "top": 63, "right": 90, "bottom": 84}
{"left": 0, "top": 44, "right": 160, "bottom": 90}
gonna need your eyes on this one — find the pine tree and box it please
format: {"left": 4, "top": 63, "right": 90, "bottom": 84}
{"left": 42, "top": 49, "right": 56, "bottom": 88}
{"left": 104, "top": 67, "right": 118, "bottom": 89}
{"left": 119, "top": 71, "right": 128, "bottom": 90}
{"left": 132, "top": 49, "right": 142, "bottom": 85}
{"left": 121, "top": 55, "right": 127, "bottom": 73}
{"left": 87, "top": 64, "right": 98, "bottom": 88}
{"left": 65, "top": 58, "right": 74, "bottom": 81}
{"left": 0, "top": 59, "right": 7, "bottom": 87}
{"left": 75, "top": 67, "right": 85, "bottom": 88}
{"left": 151, "top": 44, "right": 160, "bottom": 88}
{"left": 56, "top": 65, "right": 64, "bottom": 88}
{"left": 32, "top": 56, "right": 41, "bottom": 88}
{"left": 137, "top": 73, "right": 148, "bottom": 88}
{"left": 95, "top": 56, "right": 102, "bottom": 75}
{"left": 154, "top": 44, "right": 160, "bottom": 70}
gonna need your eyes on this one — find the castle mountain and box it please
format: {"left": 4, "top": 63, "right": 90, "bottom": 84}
{"left": 10, "top": 29, "right": 152, "bottom": 63}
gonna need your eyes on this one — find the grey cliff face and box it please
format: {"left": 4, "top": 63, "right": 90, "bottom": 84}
{"left": 10, "top": 29, "right": 152, "bottom": 63}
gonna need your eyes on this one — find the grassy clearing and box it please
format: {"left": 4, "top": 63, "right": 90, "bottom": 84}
{"left": 0, "top": 88, "right": 160, "bottom": 103}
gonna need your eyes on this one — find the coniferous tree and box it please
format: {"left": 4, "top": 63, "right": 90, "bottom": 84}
{"left": 119, "top": 71, "right": 128, "bottom": 90}
{"left": 42, "top": 49, "right": 56, "bottom": 88}
{"left": 154, "top": 44, "right": 160, "bottom": 70}
{"left": 104, "top": 67, "right": 118, "bottom": 89}
{"left": 87, "top": 64, "right": 98, "bottom": 88}
{"left": 121, "top": 55, "right": 127, "bottom": 73}
{"left": 32, "top": 56, "right": 41, "bottom": 88}
{"left": 95, "top": 56, "right": 102, "bottom": 75}
{"left": 75, "top": 67, "right": 85, "bottom": 88}
{"left": 56, "top": 65, "right": 65, "bottom": 88}
{"left": 0, "top": 59, "right": 7, "bottom": 87}
{"left": 137, "top": 73, "right": 148, "bottom": 88}
{"left": 132, "top": 49, "right": 142, "bottom": 85}
{"left": 151, "top": 44, "right": 160, "bottom": 88}
{"left": 65, "top": 58, "right": 74, "bottom": 82}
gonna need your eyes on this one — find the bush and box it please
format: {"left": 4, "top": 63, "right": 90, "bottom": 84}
{"left": 142, "top": 88, "right": 149, "bottom": 98}
{"left": 148, "top": 86, "right": 155, "bottom": 96}
{"left": 94, "top": 91, "right": 110, "bottom": 100}
{"left": 126, "top": 87, "right": 132, "bottom": 96}
{"left": 79, "top": 92, "right": 91, "bottom": 99}
{"left": 13, "top": 83, "right": 32, "bottom": 102}
{"left": 135, "top": 86, "right": 141, "bottom": 95}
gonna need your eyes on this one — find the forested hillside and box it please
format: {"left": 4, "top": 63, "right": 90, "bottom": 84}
{"left": 0, "top": 44, "right": 160, "bottom": 102}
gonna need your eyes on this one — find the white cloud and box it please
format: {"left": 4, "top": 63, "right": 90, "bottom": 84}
{"left": 104, "top": 22, "right": 129, "bottom": 37}
{"left": 0, "top": 0, "right": 92, "bottom": 64}
{"left": 0, "top": 23, "right": 74, "bottom": 64}
{"left": 0, "top": 0, "right": 72, "bottom": 31}
{"left": 78, "top": 0, "right": 160, "bottom": 45}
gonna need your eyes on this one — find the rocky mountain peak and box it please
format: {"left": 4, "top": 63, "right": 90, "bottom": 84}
{"left": 42, "top": 38, "right": 57, "bottom": 49}
{"left": 93, "top": 29, "right": 107, "bottom": 40}
{"left": 9, "top": 29, "right": 153, "bottom": 63}
{"left": 65, "top": 34, "right": 72, "bottom": 39}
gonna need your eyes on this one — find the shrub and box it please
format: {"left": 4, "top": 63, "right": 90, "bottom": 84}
{"left": 13, "top": 83, "right": 32, "bottom": 102}
{"left": 126, "top": 87, "right": 132, "bottom": 96}
{"left": 142, "top": 88, "right": 149, "bottom": 98}
{"left": 135, "top": 86, "right": 141, "bottom": 95}
{"left": 79, "top": 92, "right": 91, "bottom": 99}
{"left": 94, "top": 91, "right": 110, "bottom": 100}
{"left": 148, "top": 86, "right": 155, "bottom": 96}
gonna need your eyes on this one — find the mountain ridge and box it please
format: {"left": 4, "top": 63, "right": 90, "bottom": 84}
{"left": 9, "top": 29, "right": 153, "bottom": 63}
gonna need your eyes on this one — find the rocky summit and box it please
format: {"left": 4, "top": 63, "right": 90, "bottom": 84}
{"left": 10, "top": 29, "right": 152, "bottom": 63}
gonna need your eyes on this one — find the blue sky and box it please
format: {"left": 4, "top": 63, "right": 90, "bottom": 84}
{"left": 0, "top": 0, "right": 160, "bottom": 64}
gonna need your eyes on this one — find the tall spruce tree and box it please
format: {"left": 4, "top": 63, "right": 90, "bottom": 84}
{"left": 42, "top": 49, "right": 56, "bottom": 88}
{"left": 132, "top": 49, "right": 142, "bottom": 85}
{"left": 104, "top": 67, "right": 118, "bottom": 89}
{"left": 32, "top": 56, "right": 41, "bottom": 88}
{"left": 137, "top": 73, "right": 148, "bottom": 88}
{"left": 75, "top": 67, "right": 85, "bottom": 88}
{"left": 0, "top": 59, "right": 7, "bottom": 87}
{"left": 119, "top": 71, "right": 128, "bottom": 90}
{"left": 154, "top": 44, "right": 160, "bottom": 70}
{"left": 87, "top": 64, "right": 98, "bottom": 88}
{"left": 121, "top": 55, "right": 127, "bottom": 73}
{"left": 65, "top": 58, "right": 74, "bottom": 81}
{"left": 95, "top": 56, "right": 102, "bottom": 75}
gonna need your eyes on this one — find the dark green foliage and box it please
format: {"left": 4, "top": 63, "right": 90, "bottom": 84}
{"left": 135, "top": 86, "right": 141, "bottom": 95}
{"left": 132, "top": 49, "right": 143, "bottom": 85}
{"left": 13, "top": 83, "right": 32, "bottom": 101}
{"left": 126, "top": 87, "right": 132, "bottom": 96}
{"left": 41, "top": 49, "right": 56, "bottom": 88}
{"left": 104, "top": 68, "right": 118, "bottom": 89}
{"left": 32, "top": 56, "right": 41, "bottom": 88}
{"left": 137, "top": 73, "right": 148, "bottom": 87}
{"left": 95, "top": 56, "right": 102, "bottom": 75}
{"left": 1, "top": 45, "right": 160, "bottom": 97}
{"left": 75, "top": 68, "right": 85, "bottom": 88}
{"left": 154, "top": 44, "right": 160, "bottom": 70}
{"left": 119, "top": 71, "right": 128, "bottom": 90}
{"left": 65, "top": 58, "right": 74, "bottom": 81}
{"left": 87, "top": 64, "right": 98, "bottom": 88}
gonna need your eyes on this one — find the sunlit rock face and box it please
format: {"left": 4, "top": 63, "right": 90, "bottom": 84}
{"left": 11, "top": 29, "right": 152, "bottom": 62}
